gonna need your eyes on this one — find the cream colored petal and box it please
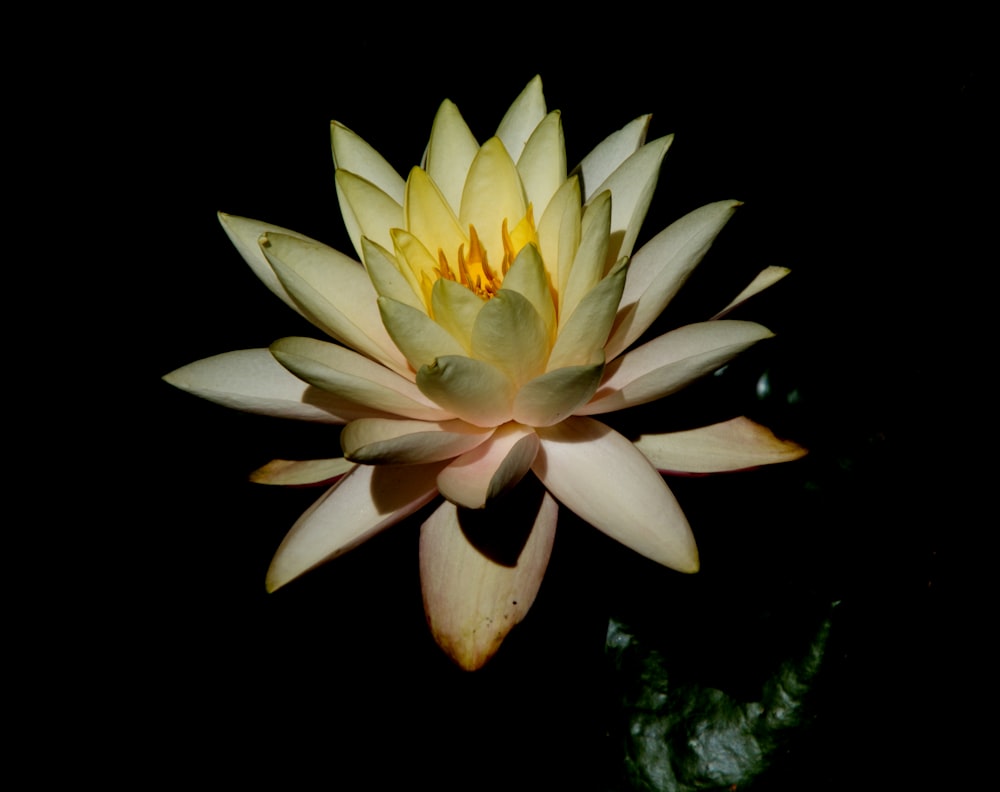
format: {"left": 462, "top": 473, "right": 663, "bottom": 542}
{"left": 330, "top": 121, "right": 406, "bottom": 202}
{"left": 361, "top": 237, "right": 425, "bottom": 311}
{"left": 436, "top": 423, "right": 540, "bottom": 509}
{"left": 560, "top": 190, "right": 611, "bottom": 326}
{"left": 517, "top": 111, "right": 566, "bottom": 216}
{"left": 533, "top": 417, "right": 698, "bottom": 572}
{"left": 262, "top": 232, "right": 411, "bottom": 376}
{"left": 459, "top": 137, "right": 528, "bottom": 262}
{"left": 377, "top": 296, "right": 466, "bottom": 371}
{"left": 163, "top": 349, "right": 356, "bottom": 423}
{"left": 430, "top": 277, "right": 485, "bottom": 353}
{"left": 425, "top": 99, "right": 480, "bottom": 214}
{"left": 416, "top": 355, "right": 516, "bottom": 428}
{"left": 341, "top": 417, "right": 493, "bottom": 465}
{"left": 334, "top": 169, "right": 404, "bottom": 260}
{"left": 513, "top": 356, "right": 605, "bottom": 427}
{"left": 578, "top": 320, "right": 774, "bottom": 415}
{"left": 605, "top": 200, "right": 742, "bottom": 360}
{"left": 592, "top": 134, "right": 674, "bottom": 266}
{"left": 573, "top": 115, "right": 651, "bottom": 201}
{"left": 217, "top": 213, "right": 316, "bottom": 317}
{"left": 547, "top": 260, "right": 627, "bottom": 370}
{"left": 419, "top": 491, "right": 557, "bottom": 670}
{"left": 391, "top": 228, "right": 442, "bottom": 308}
{"left": 471, "top": 289, "right": 549, "bottom": 385}
{"left": 536, "top": 176, "right": 581, "bottom": 301}
{"left": 266, "top": 461, "right": 445, "bottom": 592}
{"left": 711, "top": 266, "right": 792, "bottom": 319}
{"left": 495, "top": 74, "right": 546, "bottom": 163}
{"left": 404, "top": 167, "right": 468, "bottom": 265}
{"left": 499, "top": 243, "right": 556, "bottom": 340}
{"left": 250, "top": 457, "right": 355, "bottom": 486}
{"left": 633, "top": 416, "right": 808, "bottom": 473}
{"left": 269, "top": 336, "right": 451, "bottom": 421}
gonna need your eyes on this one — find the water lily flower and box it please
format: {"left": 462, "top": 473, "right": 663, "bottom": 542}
{"left": 164, "top": 77, "right": 806, "bottom": 671}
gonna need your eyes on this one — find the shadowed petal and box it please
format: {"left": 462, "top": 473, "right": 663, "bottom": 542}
{"left": 633, "top": 416, "right": 807, "bottom": 473}
{"left": 533, "top": 417, "right": 698, "bottom": 572}
{"left": 341, "top": 418, "right": 494, "bottom": 465}
{"left": 266, "top": 461, "right": 445, "bottom": 592}
{"left": 437, "top": 423, "right": 540, "bottom": 508}
{"left": 513, "top": 357, "right": 605, "bottom": 427}
{"left": 250, "top": 457, "right": 355, "bottom": 486}
{"left": 416, "top": 355, "right": 516, "bottom": 428}
{"left": 420, "top": 491, "right": 558, "bottom": 670}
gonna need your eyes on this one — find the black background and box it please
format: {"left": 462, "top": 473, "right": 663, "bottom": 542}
{"left": 62, "top": 13, "right": 987, "bottom": 790}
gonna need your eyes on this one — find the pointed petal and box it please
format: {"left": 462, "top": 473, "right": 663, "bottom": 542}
{"left": 517, "top": 110, "right": 566, "bottom": 216}
{"left": 250, "top": 457, "right": 355, "bottom": 486}
{"left": 269, "top": 336, "right": 451, "bottom": 421}
{"left": 261, "top": 232, "right": 411, "bottom": 376}
{"left": 341, "top": 417, "right": 493, "bottom": 465}
{"left": 471, "top": 289, "right": 549, "bottom": 385}
{"left": 334, "top": 169, "right": 404, "bottom": 260}
{"left": 330, "top": 121, "right": 405, "bottom": 202}
{"left": 547, "top": 260, "right": 627, "bottom": 370}
{"left": 533, "top": 417, "right": 698, "bottom": 572}
{"left": 266, "top": 462, "right": 444, "bottom": 591}
{"left": 405, "top": 166, "right": 467, "bottom": 270}
{"left": 378, "top": 296, "right": 466, "bottom": 370}
{"left": 430, "top": 277, "right": 485, "bottom": 352}
{"left": 361, "top": 237, "right": 425, "bottom": 310}
{"left": 573, "top": 115, "right": 651, "bottom": 201}
{"left": 425, "top": 99, "right": 480, "bottom": 214}
{"left": 712, "top": 266, "right": 791, "bottom": 319}
{"left": 495, "top": 75, "right": 546, "bottom": 163}
{"left": 633, "top": 416, "right": 808, "bottom": 473}
{"left": 164, "top": 349, "right": 356, "bottom": 423}
{"left": 437, "top": 423, "right": 540, "bottom": 509}
{"left": 579, "top": 320, "right": 774, "bottom": 415}
{"left": 606, "top": 200, "right": 741, "bottom": 360}
{"left": 513, "top": 357, "right": 605, "bottom": 427}
{"left": 217, "top": 213, "right": 316, "bottom": 317}
{"left": 416, "top": 355, "right": 515, "bottom": 428}
{"left": 499, "top": 243, "right": 556, "bottom": 340}
{"left": 419, "top": 492, "right": 557, "bottom": 670}
{"left": 560, "top": 190, "right": 611, "bottom": 325}
{"left": 460, "top": 137, "right": 528, "bottom": 262}
{"left": 536, "top": 176, "right": 581, "bottom": 300}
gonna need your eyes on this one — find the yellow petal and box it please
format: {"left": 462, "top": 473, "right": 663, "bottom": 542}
{"left": 334, "top": 169, "right": 404, "bottom": 260}
{"left": 361, "top": 237, "right": 425, "bottom": 311}
{"left": 424, "top": 99, "right": 479, "bottom": 214}
{"left": 459, "top": 137, "right": 528, "bottom": 264}
{"left": 516, "top": 110, "right": 566, "bottom": 217}
{"left": 250, "top": 457, "right": 355, "bottom": 486}
{"left": 495, "top": 75, "right": 546, "bottom": 163}
{"left": 536, "top": 176, "right": 582, "bottom": 302}
{"left": 404, "top": 167, "right": 467, "bottom": 271}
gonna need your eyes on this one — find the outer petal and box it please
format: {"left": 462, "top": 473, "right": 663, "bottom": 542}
{"left": 573, "top": 115, "right": 651, "bottom": 201}
{"left": 533, "top": 417, "right": 698, "bottom": 572}
{"left": 547, "top": 260, "right": 627, "bottom": 370}
{"left": 559, "top": 190, "right": 611, "bottom": 325}
{"left": 605, "top": 200, "right": 741, "bottom": 360}
{"left": 163, "top": 349, "right": 359, "bottom": 423}
{"left": 269, "top": 336, "right": 451, "bottom": 421}
{"left": 340, "top": 418, "right": 494, "bottom": 465}
{"left": 419, "top": 491, "right": 558, "bottom": 670}
{"left": 712, "top": 266, "right": 792, "bottom": 319}
{"left": 536, "top": 176, "right": 581, "bottom": 300}
{"left": 436, "top": 422, "right": 540, "bottom": 509}
{"left": 334, "top": 169, "right": 404, "bottom": 259}
{"left": 330, "top": 121, "right": 406, "bottom": 202}
{"left": 578, "top": 320, "right": 774, "bottom": 415}
{"left": 361, "top": 237, "right": 425, "bottom": 311}
{"left": 495, "top": 75, "right": 547, "bottom": 163}
{"left": 250, "top": 457, "right": 354, "bottom": 486}
{"left": 633, "top": 416, "right": 808, "bottom": 473}
{"left": 266, "top": 461, "right": 445, "bottom": 592}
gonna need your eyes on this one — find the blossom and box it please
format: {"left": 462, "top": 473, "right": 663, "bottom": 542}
{"left": 164, "top": 77, "right": 806, "bottom": 670}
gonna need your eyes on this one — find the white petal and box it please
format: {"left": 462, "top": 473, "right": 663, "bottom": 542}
{"left": 334, "top": 170, "right": 404, "bottom": 261}
{"left": 573, "top": 115, "right": 651, "bottom": 201}
{"left": 250, "top": 457, "right": 355, "bottom": 486}
{"left": 605, "top": 200, "right": 741, "bottom": 360}
{"left": 579, "top": 320, "right": 774, "bottom": 415}
{"left": 419, "top": 492, "right": 557, "bottom": 670}
{"left": 266, "top": 461, "right": 444, "bottom": 592}
{"left": 633, "top": 416, "right": 808, "bottom": 473}
{"left": 330, "top": 121, "right": 406, "bottom": 203}
{"left": 495, "top": 75, "right": 547, "bottom": 163}
{"left": 517, "top": 110, "right": 566, "bottom": 217}
{"left": 437, "top": 423, "right": 540, "bottom": 509}
{"left": 341, "top": 417, "right": 493, "bottom": 465}
{"left": 533, "top": 417, "right": 698, "bottom": 572}
{"left": 712, "top": 266, "right": 792, "bottom": 319}
{"left": 164, "top": 349, "right": 355, "bottom": 423}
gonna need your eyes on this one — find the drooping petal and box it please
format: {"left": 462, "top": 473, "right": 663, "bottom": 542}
{"left": 459, "top": 137, "right": 528, "bottom": 263}
{"left": 573, "top": 115, "right": 651, "bottom": 201}
{"left": 424, "top": 99, "right": 480, "bottom": 214}
{"left": 250, "top": 457, "right": 355, "bottom": 486}
{"left": 547, "top": 260, "right": 628, "bottom": 370}
{"left": 711, "top": 266, "right": 791, "bottom": 319}
{"left": 436, "top": 422, "right": 540, "bottom": 509}
{"left": 471, "top": 289, "right": 549, "bottom": 385}
{"left": 217, "top": 213, "right": 317, "bottom": 317}
{"left": 513, "top": 357, "right": 605, "bottom": 427}
{"left": 334, "top": 169, "right": 404, "bottom": 259}
{"left": 377, "top": 296, "right": 466, "bottom": 370}
{"left": 261, "top": 232, "right": 411, "bottom": 376}
{"left": 341, "top": 418, "right": 494, "bottom": 465}
{"left": 163, "top": 349, "right": 359, "bottom": 423}
{"left": 330, "top": 121, "right": 406, "bottom": 203}
{"left": 266, "top": 461, "right": 445, "bottom": 592}
{"left": 416, "top": 355, "right": 516, "bottom": 428}
{"left": 419, "top": 491, "right": 558, "bottom": 670}
{"left": 516, "top": 110, "right": 566, "bottom": 216}
{"left": 590, "top": 134, "right": 673, "bottom": 266}
{"left": 605, "top": 200, "right": 741, "bottom": 360}
{"left": 533, "top": 417, "right": 698, "bottom": 572}
{"left": 578, "top": 320, "right": 774, "bottom": 415}
{"left": 633, "top": 416, "right": 808, "bottom": 473}
{"left": 269, "top": 336, "right": 451, "bottom": 421}
{"left": 495, "top": 75, "right": 546, "bottom": 163}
